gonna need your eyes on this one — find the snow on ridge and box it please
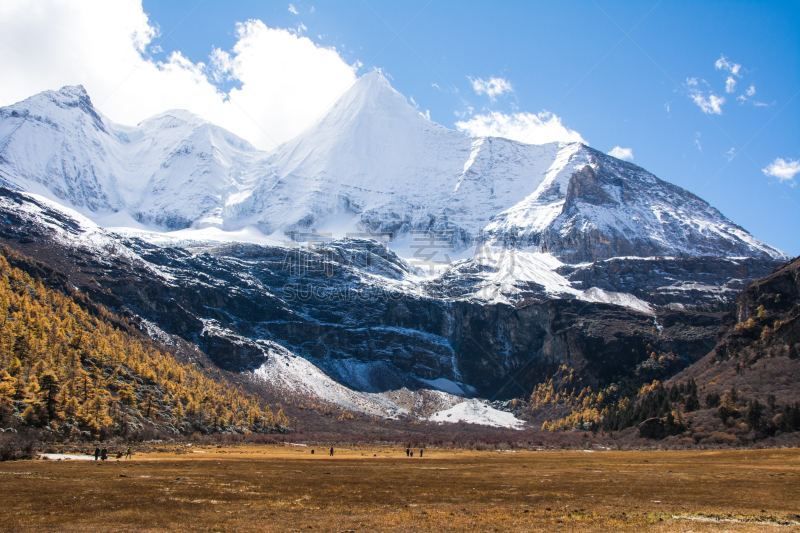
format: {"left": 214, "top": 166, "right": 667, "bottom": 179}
{"left": 2, "top": 73, "right": 782, "bottom": 264}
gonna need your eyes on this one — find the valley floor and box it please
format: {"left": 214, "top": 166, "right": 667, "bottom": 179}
{"left": 1, "top": 447, "right": 798, "bottom": 531}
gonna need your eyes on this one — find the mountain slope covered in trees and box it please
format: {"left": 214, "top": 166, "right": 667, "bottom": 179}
{"left": 0, "top": 245, "right": 289, "bottom": 440}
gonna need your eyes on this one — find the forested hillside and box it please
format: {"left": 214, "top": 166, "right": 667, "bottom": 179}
{"left": 532, "top": 256, "right": 800, "bottom": 446}
{"left": 0, "top": 246, "right": 289, "bottom": 441}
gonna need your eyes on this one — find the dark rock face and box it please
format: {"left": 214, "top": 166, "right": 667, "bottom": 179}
{"left": 665, "top": 256, "right": 800, "bottom": 415}
{"left": 558, "top": 256, "right": 783, "bottom": 308}
{"left": 714, "top": 255, "right": 800, "bottom": 360}
{"left": 733, "top": 256, "right": 800, "bottom": 324}
{"left": 0, "top": 187, "right": 770, "bottom": 402}
{"left": 0, "top": 187, "right": 722, "bottom": 399}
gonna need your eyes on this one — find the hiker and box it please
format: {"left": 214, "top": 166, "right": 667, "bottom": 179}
{"left": 420, "top": 448, "right": 423, "bottom": 458}
{"left": 329, "top": 447, "right": 334, "bottom": 457}
{"left": 94, "top": 447, "right": 100, "bottom": 461}
{"left": 125, "top": 446, "right": 132, "bottom": 459}
{"left": 410, "top": 451, "right": 414, "bottom": 457}
{"left": 101, "top": 447, "right": 107, "bottom": 461}
{"left": 311, "top": 449, "right": 314, "bottom": 455}
{"left": 116, "top": 450, "right": 123, "bottom": 459}
{"left": 406, "top": 448, "right": 410, "bottom": 457}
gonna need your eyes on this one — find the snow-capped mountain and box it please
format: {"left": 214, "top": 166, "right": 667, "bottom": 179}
{"left": 0, "top": 85, "right": 260, "bottom": 229}
{"left": 0, "top": 73, "right": 787, "bottom": 265}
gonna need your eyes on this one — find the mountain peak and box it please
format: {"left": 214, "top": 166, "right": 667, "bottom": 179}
{"left": 1, "top": 84, "right": 105, "bottom": 132}
{"left": 328, "top": 71, "right": 420, "bottom": 123}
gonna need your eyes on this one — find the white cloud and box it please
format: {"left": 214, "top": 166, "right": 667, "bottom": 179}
{"left": 695, "top": 139, "right": 702, "bottom": 151}
{"left": 310, "top": 6, "right": 315, "bottom": 13}
{"left": 684, "top": 76, "right": 725, "bottom": 112}
{"left": 689, "top": 90, "right": 725, "bottom": 114}
{"left": 288, "top": 4, "right": 298, "bottom": 14}
{"left": 469, "top": 76, "right": 513, "bottom": 100}
{"left": 715, "top": 55, "right": 741, "bottom": 76}
{"left": 724, "top": 148, "right": 736, "bottom": 161}
{"left": 737, "top": 84, "right": 768, "bottom": 107}
{"left": 453, "top": 106, "right": 473, "bottom": 119}
{"left": 725, "top": 76, "right": 737, "bottom": 93}
{"left": 409, "top": 96, "right": 418, "bottom": 108}
{"left": 762, "top": 158, "right": 800, "bottom": 185}
{"left": 608, "top": 146, "right": 634, "bottom": 160}
{"left": 0, "top": 1, "right": 358, "bottom": 150}
{"left": 455, "top": 111, "right": 585, "bottom": 145}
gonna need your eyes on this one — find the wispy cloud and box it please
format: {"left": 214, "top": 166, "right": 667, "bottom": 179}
{"left": 288, "top": 4, "right": 299, "bottom": 14}
{"left": 453, "top": 106, "right": 473, "bottom": 119}
{"left": 737, "top": 84, "right": 768, "bottom": 106}
{"left": 724, "top": 147, "right": 736, "bottom": 161}
{"left": 608, "top": 146, "right": 634, "bottom": 160}
{"left": 469, "top": 76, "right": 513, "bottom": 101}
{"left": 456, "top": 110, "right": 585, "bottom": 145}
{"left": 684, "top": 76, "right": 725, "bottom": 114}
{"left": 763, "top": 158, "right": 800, "bottom": 185}
{"left": 689, "top": 89, "right": 725, "bottom": 114}
{"left": 684, "top": 55, "right": 763, "bottom": 114}
{"left": 715, "top": 55, "right": 742, "bottom": 77}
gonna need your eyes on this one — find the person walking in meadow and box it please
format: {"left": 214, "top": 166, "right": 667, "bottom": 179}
{"left": 419, "top": 448, "right": 423, "bottom": 458}
{"left": 329, "top": 447, "right": 334, "bottom": 457}
{"left": 125, "top": 446, "right": 132, "bottom": 459}
{"left": 94, "top": 447, "right": 100, "bottom": 461}
{"left": 101, "top": 447, "right": 107, "bottom": 461}
{"left": 406, "top": 448, "right": 410, "bottom": 457}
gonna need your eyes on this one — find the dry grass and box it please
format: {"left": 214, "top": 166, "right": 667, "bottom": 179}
{"left": 1, "top": 446, "right": 799, "bottom": 532}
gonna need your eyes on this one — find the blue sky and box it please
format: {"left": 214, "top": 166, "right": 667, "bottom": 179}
{"left": 0, "top": 1, "right": 797, "bottom": 254}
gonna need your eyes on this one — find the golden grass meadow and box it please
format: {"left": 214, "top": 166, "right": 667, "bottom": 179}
{"left": 1, "top": 446, "right": 798, "bottom": 532}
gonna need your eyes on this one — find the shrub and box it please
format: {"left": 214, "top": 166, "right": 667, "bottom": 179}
{"left": 0, "top": 431, "right": 37, "bottom": 461}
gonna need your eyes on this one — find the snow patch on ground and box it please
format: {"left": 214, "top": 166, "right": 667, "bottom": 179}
{"left": 419, "top": 378, "right": 467, "bottom": 397}
{"left": 580, "top": 287, "right": 654, "bottom": 315}
{"left": 428, "top": 399, "right": 525, "bottom": 429}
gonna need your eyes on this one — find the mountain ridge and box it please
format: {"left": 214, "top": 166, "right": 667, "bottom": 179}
{"left": 0, "top": 74, "right": 787, "bottom": 265}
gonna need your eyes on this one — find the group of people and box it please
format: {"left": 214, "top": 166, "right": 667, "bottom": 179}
{"left": 310, "top": 447, "right": 425, "bottom": 457}
{"left": 405, "top": 448, "right": 423, "bottom": 457}
{"left": 94, "top": 446, "right": 132, "bottom": 461}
